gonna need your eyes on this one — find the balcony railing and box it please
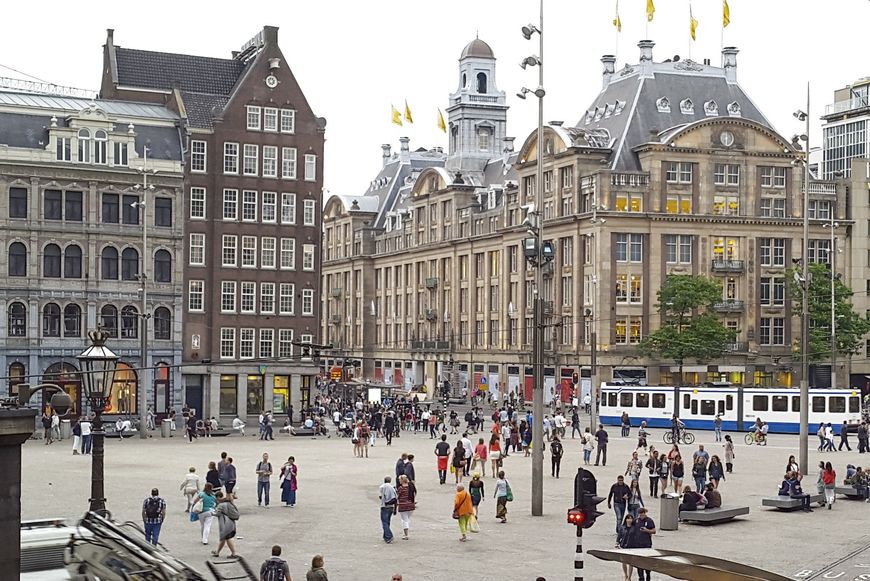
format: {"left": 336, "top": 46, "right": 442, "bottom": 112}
{"left": 711, "top": 260, "right": 745, "bottom": 273}
{"left": 713, "top": 300, "right": 745, "bottom": 313}
{"left": 803, "top": 181, "right": 837, "bottom": 195}
{"left": 724, "top": 342, "right": 748, "bottom": 353}
{"left": 825, "top": 96, "right": 869, "bottom": 116}
{"left": 409, "top": 340, "right": 451, "bottom": 352}
{"left": 610, "top": 172, "right": 650, "bottom": 187}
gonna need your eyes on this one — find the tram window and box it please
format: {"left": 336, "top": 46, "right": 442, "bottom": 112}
{"left": 752, "top": 395, "right": 768, "bottom": 412}
{"left": 850, "top": 397, "right": 860, "bottom": 413}
{"left": 636, "top": 393, "right": 649, "bottom": 408}
{"left": 652, "top": 394, "right": 666, "bottom": 408}
{"left": 772, "top": 396, "right": 788, "bottom": 412}
{"left": 829, "top": 397, "right": 845, "bottom": 413}
{"left": 683, "top": 394, "right": 691, "bottom": 409}
{"left": 700, "top": 400, "right": 715, "bottom": 416}
{"left": 812, "top": 397, "right": 825, "bottom": 413}
{"left": 691, "top": 400, "right": 698, "bottom": 415}
{"left": 608, "top": 393, "right": 617, "bottom": 407}
{"left": 620, "top": 393, "right": 634, "bottom": 407}
{"left": 792, "top": 396, "right": 800, "bottom": 412}
{"left": 717, "top": 401, "right": 725, "bottom": 415}
{"left": 725, "top": 395, "right": 733, "bottom": 411}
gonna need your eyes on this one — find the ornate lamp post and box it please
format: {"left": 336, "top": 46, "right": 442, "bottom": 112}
{"left": 77, "top": 329, "right": 119, "bottom": 515}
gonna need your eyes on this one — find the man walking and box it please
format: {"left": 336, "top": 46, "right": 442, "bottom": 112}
{"left": 461, "top": 432, "right": 473, "bottom": 477}
{"left": 260, "top": 545, "right": 292, "bottom": 581}
{"left": 594, "top": 424, "right": 609, "bottom": 466}
{"left": 607, "top": 475, "right": 630, "bottom": 534}
{"left": 435, "top": 435, "right": 451, "bottom": 484}
{"left": 635, "top": 507, "right": 657, "bottom": 581}
{"left": 378, "top": 476, "right": 397, "bottom": 543}
{"left": 256, "top": 453, "right": 273, "bottom": 507}
{"left": 81, "top": 415, "right": 92, "bottom": 454}
{"left": 142, "top": 488, "right": 166, "bottom": 545}
{"left": 550, "top": 436, "right": 564, "bottom": 478}
{"left": 859, "top": 422, "right": 868, "bottom": 454}
{"left": 218, "top": 451, "right": 229, "bottom": 490}
{"left": 224, "top": 457, "right": 237, "bottom": 495}
{"left": 839, "top": 421, "right": 853, "bottom": 452}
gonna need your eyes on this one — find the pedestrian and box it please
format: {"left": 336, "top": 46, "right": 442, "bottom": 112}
{"left": 206, "top": 461, "right": 222, "bottom": 493}
{"left": 657, "top": 452, "right": 670, "bottom": 495}
{"left": 671, "top": 454, "right": 685, "bottom": 493}
{"left": 692, "top": 456, "right": 707, "bottom": 492}
{"left": 179, "top": 466, "right": 201, "bottom": 512}
{"left": 468, "top": 472, "right": 485, "bottom": 518}
{"left": 186, "top": 413, "right": 198, "bottom": 443}
{"left": 146, "top": 405, "right": 156, "bottom": 432}
{"left": 625, "top": 451, "right": 643, "bottom": 481}
{"left": 607, "top": 475, "right": 630, "bottom": 534}
{"left": 714, "top": 414, "right": 723, "bottom": 442}
{"left": 645, "top": 450, "right": 661, "bottom": 498}
{"left": 453, "top": 483, "right": 474, "bottom": 542}
{"left": 627, "top": 478, "right": 644, "bottom": 520}
{"left": 81, "top": 415, "right": 92, "bottom": 454}
{"left": 817, "top": 423, "right": 827, "bottom": 451}
{"left": 472, "top": 437, "right": 488, "bottom": 477}
{"left": 494, "top": 470, "right": 511, "bottom": 523}
{"left": 434, "top": 435, "right": 451, "bottom": 485}
{"left": 723, "top": 435, "right": 735, "bottom": 473}
{"left": 224, "top": 457, "right": 237, "bottom": 495}
{"left": 708, "top": 455, "right": 725, "bottom": 489}
{"left": 384, "top": 412, "right": 396, "bottom": 446}
{"left": 461, "top": 432, "right": 473, "bottom": 476}
{"left": 142, "top": 488, "right": 166, "bottom": 545}
{"left": 378, "top": 476, "right": 397, "bottom": 544}
{"left": 839, "top": 421, "right": 853, "bottom": 451}
{"left": 71, "top": 416, "right": 82, "bottom": 455}
{"left": 404, "top": 454, "right": 416, "bottom": 484}
{"left": 452, "top": 440, "right": 466, "bottom": 484}
{"left": 816, "top": 460, "right": 827, "bottom": 505}
{"left": 634, "top": 507, "right": 656, "bottom": 581}
{"left": 822, "top": 461, "right": 837, "bottom": 509}
{"left": 211, "top": 492, "right": 239, "bottom": 559}
{"left": 620, "top": 411, "right": 631, "bottom": 438}
{"left": 616, "top": 513, "right": 638, "bottom": 581}
{"left": 395, "top": 453, "right": 408, "bottom": 481}
{"left": 232, "top": 416, "right": 246, "bottom": 437}
{"left": 824, "top": 423, "right": 836, "bottom": 452}
{"left": 191, "top": 482, "right": 217, "bottom": 545}
{"left": 571, "top": 408, "right": 581, "bottom": 439}
{"left": 260, "top": 545, "right": 292, "bottom": 581}
{"left": 51, "top": 411, "right": 60, "bottom": 441}
{"left": 306, "top": 554, "right": 328, "bottom": 581}
{"left": 217, "top": 452, "right": 229, "bottom": 489}
{"left": 256, "top": 453, "right": 272, "bottom": 508}
{"left": 637, "top": 421, "right": 649, "bottom": 454}
{"left": 280, "top": 456, "right": 298, "bottom": 507}
{"left": 353, "top": 421, "right": 362, "bottom": 458}
{"left": 488, "top": 434, "right": 502, "bottom": 478}
{"left": 360, "top": 422, "right": 371, "bottom": 458}
{"left": 594, "top": 424, "right": 608, "bottom": 466}
{"left": 582, "top": 427, "right": 594, "bottom": 466}
{"left": 396, "top": 474, "right": 416, "bottom": 540}
{"left": 859, "top": 422, "right": 869, "bottom": 454}
{"left": 42, "top": 410, "right": 53, "bottom": 444}
{"left": 550, "top": 435, "right": 564, "bottom": 478}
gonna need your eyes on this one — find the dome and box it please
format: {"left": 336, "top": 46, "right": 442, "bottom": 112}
{"left": 460, "top": 38, "right": 494, "bottom": 60}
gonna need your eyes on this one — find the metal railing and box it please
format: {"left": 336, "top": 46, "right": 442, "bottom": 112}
{"left": 825, "top": 96, "right": 869, "bottom": 116}
{"left": 610, "top": 172, "right": 650, "bottom": 187}
{"left": 713, "top": 300, "right": 745, "bottom": 313}
{"left": 711, "top": 260, "right": 745, "bottom": 272}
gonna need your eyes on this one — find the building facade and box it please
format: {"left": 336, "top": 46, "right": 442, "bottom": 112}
{"left": 323, "top": 40, "right": 855, "bottom": 399}
{"left": 100, "top": 26, "right": 325, "bottom": 420}
{"left": 0, "top": 91, "right": 185, "bottom": 415}
{"left": 821, "top": 77, "right": 870, "bottom": 179}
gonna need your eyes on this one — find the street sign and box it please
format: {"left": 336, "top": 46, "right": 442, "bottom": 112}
{"left": 330, "top": 367, "right": 342, "bottom": 380}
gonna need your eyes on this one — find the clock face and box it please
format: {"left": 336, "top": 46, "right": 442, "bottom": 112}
{"left": 720, "top": 131, "right": 734, "bottom": 147}
{"left": 265, "top": 75, "right": 278, "bottom": 88}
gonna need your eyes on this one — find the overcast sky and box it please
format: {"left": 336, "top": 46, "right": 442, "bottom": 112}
{"left": 2, "top": 1, "right": 868, "bottom": 196}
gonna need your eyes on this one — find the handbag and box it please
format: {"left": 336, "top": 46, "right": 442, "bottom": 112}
{"left": 189, "top": 512, "right": 199, "bottom": 522}
{"left": 450, "top": 464, "right": 455, "bottom": 474}
{"left": 505, "top": 482, "right": 514, "bottom": 502}
{"left": 468, "top": 514, "right": 480, "bottom": 533}
{"left": 452, "top": 509, "right": 459, "bottom": 519}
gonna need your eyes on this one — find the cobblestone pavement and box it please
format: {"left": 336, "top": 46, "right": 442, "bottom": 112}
{"left": 20, "top": 424, "right": 870, "bottom": 580}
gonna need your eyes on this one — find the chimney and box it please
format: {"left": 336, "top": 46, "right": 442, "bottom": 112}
{"left": 601, "top": 55, "right": 616, "bottom": 90}
{"left": 382, "top": 144, "right": 392, "bottom": 166}
{"left": 503, "top": 137, "right": 515, "bottom": 153}
{"left": 106, "top": 29, "right": 114, "bottom": 45}
{"left": 399, "top": 136, "right": 410, "bottom": 162}
{"left": 638, "top": 40, "right": 655, "bottom": 78}
{"left": 263, "top": 26, "right": 279, "bottom": 45}
{"left": 722, "top": 46, "right": 739, "bottom": 84}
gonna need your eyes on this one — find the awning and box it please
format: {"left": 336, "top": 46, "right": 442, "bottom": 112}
{"left": 588, "top": 549, "right": 793, "bottom": 581}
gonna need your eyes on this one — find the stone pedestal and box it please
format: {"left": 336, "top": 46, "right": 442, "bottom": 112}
{"left": 0, "top": 408, "right": 38, "bottom": 578}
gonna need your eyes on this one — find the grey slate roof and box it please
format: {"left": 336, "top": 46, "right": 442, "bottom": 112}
{"left": 180, "top": 91, "right": 229, "bottom": 130}
{"left": 0, "top": 112, "right": 50, "bottom": 149}
{"left": 115, "top": 47, "right": 246, "bottom": 95}
{"left": 0, "top": 91, "right": 177, "bottom": 120}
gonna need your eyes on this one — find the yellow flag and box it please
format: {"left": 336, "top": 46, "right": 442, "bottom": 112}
{"left": 723, "top": 0, "right": 731, "bottom": 27}
{"left": 404, "top": 100, "right": 413, "bottom": 124}
{"left": 690, "top": 8, "right": 698, "bottom": 41}
{"left": 646, "top": 0, "right": 655, "bottom": 22}
{"left": 437, "top": 108, "right": 446, "bottom": 133}
{"left": 391, "top": 105, "right": 402, "bottom": 126}
{"left": 613, "top": 13, "right": 622, "bottom": 32}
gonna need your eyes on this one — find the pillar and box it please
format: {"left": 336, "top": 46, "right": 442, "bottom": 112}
{"left": 0, "top": 408, "right": 38, "bottom": 578}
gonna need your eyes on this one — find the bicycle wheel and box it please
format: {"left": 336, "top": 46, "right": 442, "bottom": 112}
{"left": 663, "top": 432, "right": 674, "bottom": 445}
{"left": 744, "top": 433, "right": 755, "bottom": 445}
{"left": 682, "top": 432, "right": 695, "bottom": 445}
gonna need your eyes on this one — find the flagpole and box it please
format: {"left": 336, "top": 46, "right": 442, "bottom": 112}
{"left": 688, "top": 0, "right": 693, "bottom": 60}
{"left": 614, "top": 0, "right": 620, "bottom": 61}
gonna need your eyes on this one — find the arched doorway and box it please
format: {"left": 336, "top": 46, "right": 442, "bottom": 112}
{"left": 110, "top": 362, "right": 138, "bottom": 416}
{"left": 43, "top": 362, "right": 81, "bottom": 416}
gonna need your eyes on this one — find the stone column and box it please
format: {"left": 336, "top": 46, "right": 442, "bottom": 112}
{"left": 0, "top": 408, "right": 38, "bottom": 578}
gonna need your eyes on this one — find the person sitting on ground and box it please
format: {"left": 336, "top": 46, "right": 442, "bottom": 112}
{"left": 703, "top": 482, "right": 721, "bottom": 509}
{"left": 786, "top": 471, "right": 813, "bottom": 512}
{"left": 678, "top": 485, "right": 705, "bottom": 513}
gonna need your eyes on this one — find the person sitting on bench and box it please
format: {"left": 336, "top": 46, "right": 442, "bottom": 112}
{"left": 703, "top": 482, "right": 721, "bottom": 509}
{"left": 847, "top": 466, "right": 870, "bottom": 501}
{"left": 784, "top": 471, "right": 813, "bottom": 512}
{"left": 679, "top": 485, "right": 705, "bottom": 512}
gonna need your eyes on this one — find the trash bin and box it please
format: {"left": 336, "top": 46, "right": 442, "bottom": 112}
{"left": 161, "top": 419, "right": 172, "bottom": 438}
{"left": 660, "top": 493, "right": 679, "bottom": 531}
{"left": 60, "top": 419, "right": 71, "bottom": 440}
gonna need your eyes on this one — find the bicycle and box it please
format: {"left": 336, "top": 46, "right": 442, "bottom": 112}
{"left": 663, "top": 429, "right": 695, "bottom": 445}
{"left": 745, "top": 431, "right": 767, "bottom": 445}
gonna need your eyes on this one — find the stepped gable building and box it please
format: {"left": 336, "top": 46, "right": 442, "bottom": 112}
{"left": 0, "top": 90, "right": 184, "bottom": 416}
{"left": 100, "top": 26, "right": 326, "bottom": 420}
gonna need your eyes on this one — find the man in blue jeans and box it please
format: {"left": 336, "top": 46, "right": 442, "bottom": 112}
{"left": 142, "top": 488, "right": 166, "bottom": 545}
{"left": 256, "top": 452, "right": 273, "bottom": 507}
{"left": 607, "top": 475, "right": 630, "bottom": 534}
{"left": 378, "top": 476, "right": 397, "bottom": 543}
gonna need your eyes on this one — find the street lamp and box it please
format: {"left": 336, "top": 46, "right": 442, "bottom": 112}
{"left": 794, "top": 85, "right": 811, "bottom": 476}
{"left": 77, "top": 328, "right": 120, "bottom": 515}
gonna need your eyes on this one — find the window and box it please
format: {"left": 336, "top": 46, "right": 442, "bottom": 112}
{"left": 243, "top": 144, "right": 258, "bottom": 176}
{"left": 259, "top": 192, "right": 277, "bottom": 224}
{"left": 635, "top": 393, "right": 650, "bottom": 408}
{"left": 666, "top": 194, "right": 693, "bottom": 214}
{"left": 94, "top": 130, "right": 107, "bottom": 164}
{"left": 240, "top": 282, "right": 256, "bottom": 313}
{"left": 220, "top": 328, "right": 236, "bottom": 359}
{"left": 760, "top": 197, "right": 786, "bottom": 217}
{"left": 812, "top": 397, "right": 826, "bottom": 413}
{"left": 64, "top": 304, "right": 81, "bottom": 337}
{"left": 153, "top": 307, "right": 171, "bottom": 340}
{"left": 188, "top": 280, "right": 204, "bottom": 312}
{"left": 239, "top": 328, "right": 255, "bottom": 358}
{"left": 44, "top": 190, "right": 62, "bottom": 220}
{"left": 665, "top": 161, "right": 692, "bottom": 183}
{"left": 712, "top": 195, "right": 739, "bottom": 215}
{"left": 615, "top": 192, "right": 643, "bottom": 212}
{"left": 261, "top": 282, "right": 275, "bottom": 314}
{"left": 262, "top": 146, "right": 278, "bottom": 177}
{"left": 280, "top": 238, "right": 295, "bottom": 269}
{"left": 219, "top": 375, "right": 237, "bottom": 414}
{"left": 759, "top": 277, "right": 786, "bottom": 306}
{"left": 282, "top": 148, "right": 297, "bottom": 179}
{"left": 223, "top": 189, "right": 238, "bottom": 220}
{"left": 714, "top": 163, "right": 740, "bottom": 186}
{"left": 64, "top": 191, "right": 83, "bottom": 222}
{"left": 44, "top": 244, "right": 62, "bottom": 278}
{"left": 113, "top": 141, "right": 128, "bottom": 166}
{"left": 303, "top": 199, "right": 316, "bottom": 225}
{"left": 100, "top": 246, "right": 118, "bottom": 279}
{"left": 830, "top": 396, "right": 846, "bottom": 413}
{"left": 620, "top": 393, "right": 634, "bottom": 407}
{"left": 759, "top": 238, "right": 786, "bottom": 267}
{"left": 561, "top": 276, "right": 573, "bottom": 306}
{"left": 279, "top": 283, "right": 295, "bottom": 314}
{"left": 652, "top": 394, "right": 666, "bottom": 408}
{"left": 121, "top": 305, "right": 138, "bottom": 339}
{"left": 302, "top": 244, "right": 315, "bottom": 271}
{"left": 772, "top": 395, "right": 789, "bottom": 412}
{"left": 190, "top": 140, "right": 207, "bottom": 172}
{"left": 261, "top": 237, "right": 276, "bottom": 268}
{"left": 615, "top": 274, "right": 642, "bottom": 303}
{"left": 242, "top": 190, "right": 257, "bottom": 221}
{"left": 241, "top": 236, "right": 257, "bottom": 268}
{"left": 189, "top": 187, "right": 206, "bottom": 219}
{"left": 77, "top": 129, "right": 90, "bottom": 163}
{"left": 63, "top": 244, "right": 82, "bottom": 278}
{"left": 808, "top": 199, "right": 832, "bottom": 220}
{"left": 259, "top": 329, "right": 274, "bottom": 358}
{"left": 8, "top": 242, "right": 26, "bottom": 277}
{"left": 246, "top": 105, "right": 261, "bottom": 130}
{"left": 222, "top": 235, "right": 238, "bottom": 267}
{"left": 43, "top": 303, "right": 60, "bottom": 337}
{"left": 279, "top": 329, "right": 294, "bottom": 357}
{"left": 263, "top": 107, "right": 278, "bottom": 132}
{"left": 100, "top": 304, "right": 118, "bottom": 338}
{"left": 7, "top": 302, "right": 26, "bottom": 337}
{"left": 56, "top": 137, "right": 71, "bottom": 162}
{"left": 615, "top": 317, "right": 642, "bottom": 344}
{"left": 223, "top": 143, "right": 239, "bottom": 174}
{"left": 302, "top": 289, "right": 314, "bottom": 315}
{"left": 478, "top": 127, "right": 491, "bottom": 151}
{"left": 615, "top": 234, "right": 643, "bottom": 262}
{"left": 188, "top": 233, "right": 205, "bottom": 266}
{"left": 102, "top": 193, "right": 119, "bottom": 223}
{"left": 304, "top": 154, "right": 317, "bottom": 181}
{"left": 154, "top": 249, "right": 171, "bottom": 282}
{"left": 220, "top": 281, "right": 238, "bottom": 314}
{"left": 9, "top": 187, "right": 27, "bottom": 218}
{"left": 700, "top": 400, "right": 716, "bottom": 416}
{"left": 281, "top": 193, "right": 296, "bottom": 223}
{"left": 759, "top": 317, "right": 786, "bottom": 345}
{"left": 808, "top": 239, "right": 831, "bottom": 265}
{"left": 280, "top": 109, "right": 296, "bottom": 133}
{"left": 665, "top": 235, "right": 692, "bottom": 264}
{"left": 154, "top": 198, "right": 172, "bottom": 227}
{"left": 122, "top": 195, "right": 139, "bottom": 225}
{"left": 760, "top": 166, "right": 787, "bottom": 188}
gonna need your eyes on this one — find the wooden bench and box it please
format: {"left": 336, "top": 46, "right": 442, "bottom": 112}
{"left": 679, "top": 506, "right": 749, "bottom": 524}
{"left": 834, "top": 485, "right": 865, "bottom": 499}
{"left": 762, "top": 494, "right": 824, "bottom": 510}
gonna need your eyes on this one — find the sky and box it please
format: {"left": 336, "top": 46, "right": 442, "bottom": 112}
{"left": 1, "top": 0, "right": 868, "bottom": 197}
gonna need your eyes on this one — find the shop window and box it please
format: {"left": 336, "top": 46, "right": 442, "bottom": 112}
{"left": 273, "top": 375, "right": 290, "bottom": 413}
{"left": 220, "top": 375, "right": 238, "bottom": 415}
{"left": 110, "top": 362, "right": 137, "bottom": 414}
{"left": 246, "top": 375, "right": 264, "bottom": 415}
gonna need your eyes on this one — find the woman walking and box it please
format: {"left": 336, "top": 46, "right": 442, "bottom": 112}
{"left": 468, "top": 472, "right": 485, "bottom": 518}
{"left": 488, "top": 434, "right": 502, "bottom": 477}
{"left": 452, "top": 440, "right": 466, "bottom": 484}
{"left": 671, "top": 455, "right": 684, "bottom": 493}
{"left": 627, "top": 478, "right": 644, "bottom": 520}
{"left": 708, "top": 456, "right": 725, "bottom": 489}
{"left": 616, "top": 513, "right": 638, "bottom": 581}
{"left": 723, "top": 435, "right": 735, "bottom": 473}
{"left": 657, "top": 453, "right": 670, "bottom": 495}
{"left": 179, "top": 466, "right": 201, "bottom": 512}
{"left": 494, "top": 470, "right": 510, "bottom": 523}
{"left": 521, "top": 421, "right": 532, "bottom": 457}
{"left": 306, "top": 555, "right": 329, "bottom": 581}
{"left": 582, "top": 427, "right": 594, "bottom": 465}
{"left": 453, "top": 483, "right": 474, "bottom": 542}
{"left": 280, "top": 456, "right": 298, "bottom": 507}
{"left": 205, "top": 461, "right": 221, "bottom": 493}
{"left": 396, "top": 474, "right": 416, "bottom": 540}
{"left": 472, "top": 437, "right": 488, "bottom": 477}
{"left": 509, "top": 422, "right": 520, "bottom": 453}
{"left": 193, "top": 482, "right": 217, "bottom": 545}
{"left": 352, "top": 422, "right": 362, "bottom": 458}
{"left": 211, "top": 492, "right": 239, "bottom": 558}
{"left": 645, "top": 451, "right": 661, "bottom": 498}
{"left": 823, "top": 461, "right": 837, "bottom": 509}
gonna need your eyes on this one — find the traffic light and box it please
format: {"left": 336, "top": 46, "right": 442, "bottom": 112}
{"left": 571, "top": 468, "right": 606, "bottom": 529}
{"left": 571, "top": 372, "right": 579, "bottom": 386}
{"left": 567, "top": 507, "right": 586, "bottom": 526}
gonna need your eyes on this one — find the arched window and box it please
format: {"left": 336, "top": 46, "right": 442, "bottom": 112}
{"left": 154, "top": 307, "right": 171, "bottom": 340}
{"left": 100, "top": 304, "right": 118, "bottom": 337}
{"left": 476, "top": 72, "right": 487, "bottom": 94}
{"left": 77, "top": 128, "right": 91, "bottom": 163}
{"left": 462, "top": 73, "right": 467, "bottom": 89}
{"left": 64, "top": 244, "right": 82, "bottom": 278}
{"left": 42, "top": 303, "right": 60, "bottom": 337}
{"left": 154, "top": 249, "right": 171, "bottom": 283}
{"left": 8, "top": 242, "right": 26, "bottom": 277}
{"left": 101, "top": 247, "right": 118, "bottom": 280}
{"left": 7, "top": 302, "right": 26, "bottom": 337}
{"left": 64, "top": 304, "right": 81, "bottom": 337}
{"left": 110, "top": 362, "right": 137, "bottom": 414}
{"left": 8, "top": 362, "right": 25, "bottom": 397}
{"left": 478, "top": 127, "right": 491, "bottom": 152}
{"left": 44, "top": 244, "right": 61, "bottom": 278}
{"left": 121, "top": 248, "right": 139, "bottom": 281}
{"left": 43, "top": 362, "right": 80, "bottom": 416}
{"left": 121, "top": 305, "right": 139, "bottom": 339}
{"left": 94, "top": 130, "right": 107, "bottom": 164}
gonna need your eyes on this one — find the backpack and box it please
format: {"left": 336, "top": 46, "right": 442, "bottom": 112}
{"left": 262, "top": 558, "right": 287, "bottom": 581}
{"left": 551, "top": 441, "right": 563, "bottom": 458}
{"left": 144, "top": 497, "right": 162, "bottom": 519}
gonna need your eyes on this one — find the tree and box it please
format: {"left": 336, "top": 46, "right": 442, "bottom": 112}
{"left": 639, "top": 275, "right": 737, "bottom": 386}
{"left": 789, "top": 262, "right": 870, "bottom": 364}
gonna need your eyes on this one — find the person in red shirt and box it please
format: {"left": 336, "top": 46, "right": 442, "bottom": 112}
{"left": 822, "top": 462, "right": 837, "bottom": 509}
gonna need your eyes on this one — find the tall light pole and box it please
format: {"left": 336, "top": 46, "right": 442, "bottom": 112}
{"left": 795, "top": 84, "right": 811, "bottom": 475}
{"left": 134, "top": 148, "right": 156, "bottom": 439}
{"left": 822, "top": 218, "right": 840, "bottom": 389}
{"left": 589, "top": 197, "right": 605, "bottom": 431}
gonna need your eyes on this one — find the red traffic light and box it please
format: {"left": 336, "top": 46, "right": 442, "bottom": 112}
{"left": 567, "top": 508, "right": 586, "bottom": 526}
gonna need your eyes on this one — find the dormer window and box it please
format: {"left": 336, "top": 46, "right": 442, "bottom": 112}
{"left": 584, "top": 111, "right": 593, "bottom": 125}
{"left": 604, "top": 103, "right": 613, "bottom": 118}
{"left": 94, "top": 130, "right": 108, "bottom": 164}
{"left": 614, "top": 100, "right": 626, "bottom": 115}
{"left": 727, "top": 101, "right": 742, "bottom": 117}
{"left": 704, "top": 100, "right": 719, "bottom": 117}
{"left": 679, "top": 99, "right": 694, "bottom": 114}
{"left": 77, "top": 129, "right": 90, "bottom": 163}
{"left": 593, "top": 107, "right": 603, "bottom": 122}
{"left": 656, "top": 97, "right": 671, "bottom": 113}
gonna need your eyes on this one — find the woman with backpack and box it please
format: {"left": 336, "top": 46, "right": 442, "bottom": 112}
{"left": 211, "top": 492, "right": 239, "bottom": 558}
{"left": 396, "top": 474, "right": 416, "bottom": 540}
{"left": 550, "top": 436, "right": 564, "bottom": 478}
{"left": 494, "top": 470, "right": 511, "bottom": 524}
{"left": 452, "top": 441, "right": 466, "bottom": 484}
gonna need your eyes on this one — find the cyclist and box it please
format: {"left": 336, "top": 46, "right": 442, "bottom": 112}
{"left": 753, "top": 418, "right": 767, "bottom": 445}
{"left": 670, "top": 416, "right": 685, "bottom": 443}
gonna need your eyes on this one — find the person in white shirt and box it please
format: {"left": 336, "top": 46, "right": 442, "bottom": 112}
{"left": 51, "top": 413, "right": 60, "bottom": 440}
{"left": 378, "top": 476, "right": 397, "bottom": 543}
{"left": 180, "top": 466, "right": 202, "bottom": 512}
{"left": 461, "top": 433, "right": 474, "bottom": 476}
{"left": 333, "top": 410, "right": 341, "bottom": 427}
{"left": 232, "top": 417, "right": 246, "bottom": 437}
{"left": 543, "top": 416, "right": 552, "bottom": 442}
{"left": 80, "top": 417, "right": 92, "bottom": 454}
{"left": 554, "top": 413, "right": 566, "bottom": 438}
{"left": 583, "top": 393, "right": 592, "bottom": 414}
